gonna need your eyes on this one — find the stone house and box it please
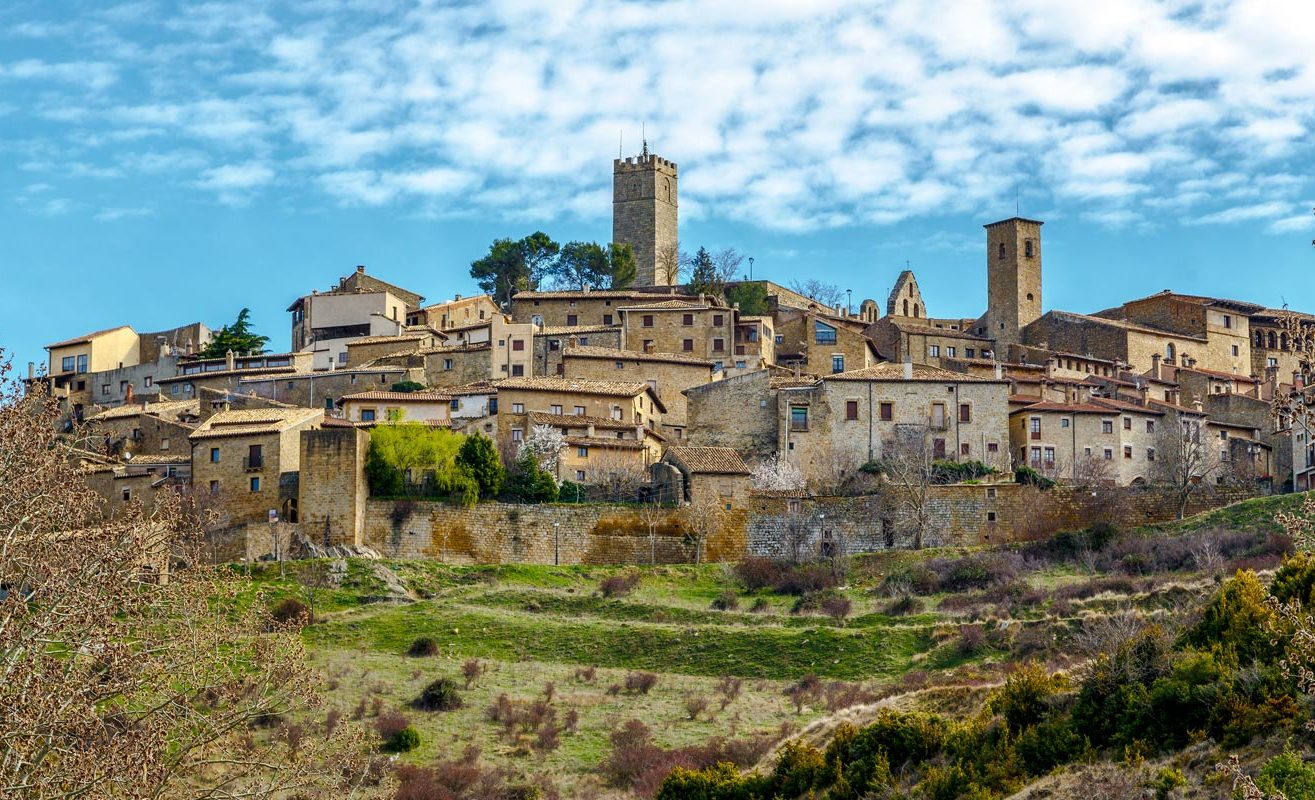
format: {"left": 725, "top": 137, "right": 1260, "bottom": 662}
{"left": 774, "top": 306, "right": 881, "bottom": 377}
{"left": 84, "top": 399, "right": 200, "bottom": 459}
{"left": 559, "top": 344, "right": 716, "bottom": 438}
{"left": 83, "top": 455, "right": 190, "bottom": 521}
{"left": 422, "top": 313, "right": 535, "bottom": 382}
{"left": 189, "top": 407, "right": 324, "bottom": 525}
{"left": 1009, "top": 394, "right": 1167, "bottom": 485}
{"left": 288, "top": 266, "right": 424, "bottom": 370}
{"left": 533, "top": 325, "right": 623, "bottom": 376}
{"left": 659, "top": 445, "right": 753, "bottom": 510}
{"left": 731, "top": 315, "right": 775, "bottom": 373}
{"left": 619, "top": 297, "right": 737, "bottom": 368}
{"left": 406, "top": 293, "right": 500, "bottom": 330}
{"left": 867, "top": 317, "right": 992, "bottom": 368}
{"left": 685, "top": 370, "right": 815, "bottom": 464}
{"left": 1107, "top": 290, "right": 1259, "bottom": 375}
{"left": 778, "top": 362, "right": 1010, "bottom": 487}
{"left": 156, "top": 351, "right": 314, "bottom": 401}
{"left": 525, "top": 411, "right": 664, "bottom": 486}
{"left": 339, "top": 390, "right": 453, "bottom": 425}
{"left": 239, "top": 365, "right": 423, "bottom": 410}
{"left": 343, "top": 329, "right": 446, "bottom": 368}
{"left": 1023, "top": 310, "right": 1213, "bottom": 377}
{"left": 494, "top": 376, "right": 666, "bottom": 459}
{"left": 1249, "top": 308, "right": 1312, "bottom": 380}
{"left": 510, "top": 287, "right": 694, "bottom": 328}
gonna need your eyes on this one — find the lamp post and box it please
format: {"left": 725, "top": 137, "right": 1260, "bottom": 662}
{"left": 748, "top": 256, "right": 754, "bottom": 281}
{"left": 553, "top": 521, "right": 560, "bottom": 566}
{"left": 846, "top": 288, "right": 853, "bottom": 317}
{"left": 818, "top": 512, "right": 826, "bottom": 559}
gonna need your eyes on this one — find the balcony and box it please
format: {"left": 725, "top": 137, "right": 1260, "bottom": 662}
{"left": 243, "top": 455, "right": 264, "bottom": 471}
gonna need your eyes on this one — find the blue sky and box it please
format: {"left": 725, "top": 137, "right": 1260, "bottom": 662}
{"left": 3, "top": 0, "right": 1314, "bottom": 370}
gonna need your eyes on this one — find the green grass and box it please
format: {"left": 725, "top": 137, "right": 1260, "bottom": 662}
{"left": 1144, "top": 490, "right": 1311, "bottom": 535}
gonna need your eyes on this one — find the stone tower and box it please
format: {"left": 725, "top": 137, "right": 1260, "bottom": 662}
{"left": 613, "top": 143, "right": 678, "bottom": 287}
{"left": 983, "top": 217, "right": 1043, "bottom": 351}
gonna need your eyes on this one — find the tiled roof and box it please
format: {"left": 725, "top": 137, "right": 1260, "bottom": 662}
{"left": 1122, "top": 289, "right": 1265, "bottom": 314}
{"left": 1092, "top": 398, "right": 1166, "bottom": 416}
{"left": 341, "top": 390, "right": 452, "bottom": 402}
{"left": 535, "top": 324, "right": 623, "bottom": 336}
{"left": 420, "top": 342, "right": 492, "bottom": 354}
{"left": 564, "top": 436, "right": 646, "bottom": 450}
{"left": 1172, "top": 364, "right": 1260, "bottom": 382}
{"left": 826, "top": 362, "right": 996, "bottom": 382}
{"left": 877, "top": 319, "right": 991, "bottom": 340}
{"left": 497, "top": 376, "right": 650, "bottom": 397}
{"left": 87, "top": 399, "right": 200, "bottom": 421}
{"left": 664, "top": 445, "right": 750, "bottom": 475}
{"left": 1008, "top": 394, "right": 1043, "bottom": 404}
{"left": 46, "top": 325, "right": 134, "bottom": 349}
{"left": 1046, "top": 310, "right": 1209, "bottom": 342}
{"left": 447, "top": 380, "right": 499, "bottom": 396}
{"left": 345, "top": 333, "right": 437, "bottom": 346}
{"left": 128, "top": 454, "right": 191, "bottom": 464}
{"left": 514, "top": 289, "right": 695, "bottom": 300}
{"left": 619, "top": 299, "right": 719, "bottom": 311}
{"left": 771, "top": 376, "right": 820, "bottom": 389}
{"left": 529, "top": 411, "right": 637, "bottom": 429}
{"left": 1011, "top": 401, "right": 1116, "bottom": 414}
{"left": 158, "top": 367, "right": 298, "bottom": 383}
{"left": 189, "top": 407, "right": 321, "bottom": 440}
{"left": 563, "top": 345, "right": 714, "bottom": 367}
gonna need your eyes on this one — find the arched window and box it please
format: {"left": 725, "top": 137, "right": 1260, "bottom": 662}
{"left": 998, "top": 242, "right": 1007, "bottom": 260}
{"left": 1268, "top": 331, "right": 1277, "bottom": 349}
{"left": 1166, "top": 343, "right": 1176, "bottom": 363}
{"left": 903, "top": 299, "right": 909, "bottom": 316}
{"left": 1024, "top": 239, "right": 1034, "bottom": 258}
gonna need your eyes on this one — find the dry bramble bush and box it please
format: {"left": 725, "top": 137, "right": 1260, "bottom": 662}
{"left": 0, "top": 352, "right": 381, "bottom": 799}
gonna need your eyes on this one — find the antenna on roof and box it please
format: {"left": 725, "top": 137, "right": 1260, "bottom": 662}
{"left": 1015, "top": 184, "right": 1020, "bottom": 216}
{"left": 619, "top": 129, "right": 623, "bottom": 159}
{"left": 641, "top": 122, "right": 648, "bottom": 158}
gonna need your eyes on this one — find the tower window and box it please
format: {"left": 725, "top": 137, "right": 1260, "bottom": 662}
{"left": 1026, "top": 293, "right": 1034, "bottom": 302}
{"left": 1024, "top": 239, "right": 1034, "bottom": 258}
{"left": 998, "top": 242, "right": 1007, "bottom": 260}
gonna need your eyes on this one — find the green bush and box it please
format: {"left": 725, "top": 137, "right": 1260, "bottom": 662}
{"left": 1183, "top": 570, "right": 1278, "bottom": 665}
{"left": 989, "top": 664, "right": 1067, "bottom": 735}
{"left": 456, "top": 433, "right": 504, "bottom": 500}
{"left": 504, "top": 452, "right": 558, "bottom": 503}
{"left": 656, "top": 763, "right": 771, "bottom": 800}
{"left": 365, "top": 423, "right": 467, "bottom": 499}
{"left": 383, "top": 725, "right": 420, "bottom": 753}
{"left": 390, "top": 380, "right": 426, "bottom": 393}
{"left": 1257, "top": 744, "right": 1315, "bottom": 800}
{"left": 932, "top": 459, "right": 996, "bottom": 484}
{"left": 557, "top": 480, "right": 585, "bottom": 503}
{"left": 413, "top": 678, "right": 463, "bottom": 712}
{"left": 1271, "top": 551, "right": 1315, "bottom": 607}
{"left": 1016, "top": 716, "right": 1084, "bottom": 775}
{"left": 772, "top": 740, "right": 829, "bottom": 797}
{"left": 1014, "top": 466, "right": 1056, "bottom": 489}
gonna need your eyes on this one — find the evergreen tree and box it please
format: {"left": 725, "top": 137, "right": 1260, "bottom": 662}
{"left": 725, "top": 282, "right": 770, "bottom": 315}
{"left": 505, "top": 451, "right": 559, "bottom": 503}
{"left": 198, "top": 308, "right": 269, "bottom": 358}
{"left": 455, "top": 432, "right": 505, "bottom": 500}
{"left": 469, "top": 232, "right": 560, "bottom": 307}
{"left": 607, "top": 242, "right": 637, "bottom": 289}
{"left": 549, "top": 241, "right": 610, "bottom": 289}
{"left": 687, "top": 246, "right": 723, "bottom": 298}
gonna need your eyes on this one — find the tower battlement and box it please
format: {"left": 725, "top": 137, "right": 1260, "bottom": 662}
{"left": 613, "top": 148, "right": 679, "bottom": 287}
{"left": 614, "top": 155, "right": 678, "bottom": 172}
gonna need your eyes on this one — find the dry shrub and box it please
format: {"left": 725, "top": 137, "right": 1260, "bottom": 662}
{"left": 956, "top": 624, "right": 986, "bottom": 656}
{"left": 821, "top": 595, "right": 853, "bottom": 623}
{"left": 407, "top": 635, "right": 439, "bottom": 657}
{"left": 684, "top": 694, "right": 709, "bottom": 720}
{"left": 600, "top": 570, "right": 641, "bottom": 598}
{"left": 624, "top": 671, "right": 658, "bottom": 694}
{"left": 601, "top": 719, "right": 773, "bottom": 799}
{"left": 269, "top": 597, "right": 310, "bottom": 627}
{"left": 715, "top": 676, "right": 742, "bottom": 710}
{"left": 574, "top": 665, "right": 597, "bottom": 683}
{"left": 542, "top": 681, "right": 556, "bottom": 703}
{"left": 882, "top": 595, "right": 924, "bottom": 616}
{"left": 784, "top": 674, "right": 823, "bottom": 714}
{"left": 461, "top": 658, "right": 485, "bottom": 689}
{"left": 368, "top": 696, "right": 384, "bottom": 717}
{"left": 823, "top": 681, "right": 877, "bottom": 712}
{"left": 711, "top": 589, "right": 740, "bottom": 611}
{"left": 395, "top": 745, "right": 560, "bottom": 800}
{"left": 374, "top": 711, "right": 411, "bottom": 741}
{"left": 323, "top": 709, "right": 343, "bottom": 739}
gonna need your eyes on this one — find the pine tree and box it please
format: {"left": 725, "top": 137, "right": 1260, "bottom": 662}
{"left": 687, "top": 246, "right": 723, "bottom": 298}
{"left": 198, "top": 308, "right": 269, "bottom": 358}
{"left": 456, "top": 433, "right": 505, "bottom": 500}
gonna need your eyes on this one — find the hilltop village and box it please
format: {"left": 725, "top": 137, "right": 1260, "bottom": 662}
{"left": 29, "top": 147, "right": 1315, "bottom": 563}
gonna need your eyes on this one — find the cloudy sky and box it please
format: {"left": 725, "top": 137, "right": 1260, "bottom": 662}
{"left": 3, "top": 0, "right": 1314, "bottom": 367}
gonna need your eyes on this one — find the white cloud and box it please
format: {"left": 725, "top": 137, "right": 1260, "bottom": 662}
{"left": 195, "top": 162, "right": 274, "bottom": 191}
{"left": 1188, "top": 201, "right": 1291, "bottom": 225}
{"left": 95, "top": 205, "right": 155, "bottom": 221}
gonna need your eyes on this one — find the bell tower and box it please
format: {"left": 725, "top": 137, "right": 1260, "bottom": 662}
{"left": 613, "top": 142, "right": 678, "bottom": 286}
{"left": 984, "top": 217, "right": 1043, "bottom": 350}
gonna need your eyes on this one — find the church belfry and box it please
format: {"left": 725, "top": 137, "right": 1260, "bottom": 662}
{"left": 613, "top": 143, "right": 678, "bottom": 286}
{"left": 983, "top": 217, "right": 1043, "bottom": 350}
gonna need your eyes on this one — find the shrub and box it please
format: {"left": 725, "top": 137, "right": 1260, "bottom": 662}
{"left": 600, "top": 570, "right": 641, "bottom": 598}
{"left": 1271, "top": 551, "right": 1315, "bottom": 607}
{"left": 557, "top": 480, "right": 585, "bottom": 502}
{"left": 413, "top": 678, "right": 463, "bottom": 712}
{"left": 1016, "top": 716, "right": 1084, "bottom": 776}
{"left": 784, "top": 674, "right": 823, "bottom": 714}
{"left": 504, "top": 451, "right": 559, "bottom": 503}
{"left": 716, "top": 676, "right": 742, "bottom": 709}
{"left": 624, "top": 671, "right": 658, "bottom": 694}
{"left": 956, "top": 624, "right": 986, "bottom": 656}
{"left": 733, "top": 556, "right": 782, "bottom": 590}
{"left": 749, "top": 598, "right": 770, "bottom": 613}
{"left": 390, "top": 381, "right": 426, "bottom": 393}
{"left": 821, "top": 595, "right": 853, "bottom": 623}
{"left": 882, "top": 595, "right": 924, "bottom": 616}
{"left": 791, "top": 589, "right": 841, "bottom": 615}
{"left": 1257, "top": 744, "right": 1315, "bottom": 800}
{"left": 989, "top": 664, "right": 1067, "bottom": 735}
{"left": 269, "top": 597, "right": 310, "bottom": 626}
{"left": 455, "top": 432, "right": 505, "bottom": 501}
{"left": 684, "top": 694, "right": 709, "bottom": 720}
{"left": 375, "top": 710, "right": 411, "bottom": 741}
{"left": 710, "top": 589, "right": 740, "bottom": 611}
{"left": 1183, "top": 570, "right": 1278, "bottom": 665}
{"left": 382, "top": 725, "right": 420, "bottom": 753}
{"left": 407, "top": 635, "right": 439, "bottom": 657}
{"left": 1015, "top": 465, "right": 1055, "bottom": 489}
{"left": 574, "top": 665, "right": 597, "bottom": 683}
{"left": 462, "top": 658, "right": 485, "bottom": 688}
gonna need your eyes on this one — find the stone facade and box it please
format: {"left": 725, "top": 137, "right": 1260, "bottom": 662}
{"left": 85, "top": 401, "right": 199, "bottom": 459}
{"left": 511, "top": 288, "right": 692, "bottom": 328}
{"left": 620, "top": 298, "right": 736, "bottom": 366}
{"left": 774, "top": 307, "right": 879, "bottom": 376}
{"left": 984, "top": 217, "right": 1043, "bottom": 350}
{"left": 560, "top": 345, "right": 715, "bottom": 435}
{"left": 423, "top": 343, "right": 497, "bottom": 387}
{"left": 406, "top": 294, "right": 499, "bottom": 330}
{"left": 1010, "top": 397, "right": 1166, "bottom": 484}
{"left": 297, "top": 427, "right": 369, "bottom": 548}
{"left": 886, "top": 270, "right": 929, "bottom": 319}
{"left": 239, "top": 366, "right": 422, "bottom": 409}
{"left": 344, "top": 331, "right": 444, "bottom": 369}
{"left": 532, "top": 326, "right": 623, "bottom": 376}
{"left": 189, "top": 408, "right": 323, "bottom": 525}
{"left": 495, "top": 376, "right": 665, "bottom": 459}
{"left": 613, "top": 151, "right": 678, "bottom": 287}
{"left": 867, "top": 317, "right": 992, "bottom": 368}
{"left": 684, "top": 370, "right": 782, "bottom": 463}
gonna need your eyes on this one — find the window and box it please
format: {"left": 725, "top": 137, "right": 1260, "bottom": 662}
{"left": 566, "top": 314, "right": 578, "bottom": 326}
{"left": 574, "top": 406, "right": 585, "bottom": 415}
{"left": 450, "top": 398, "right": 459, "bottom": 410}
{"left": 76, "top": 354, "right": 87, "bottom": 373}
{"left": 735, "top": 360, "right": 746, "bottom": 369}
{"left": 1123, "top": 417, "right": 1132, "bottom": 430}
{"left": 1030, "top": 446, "right": 1041, "bottom": 463}
{"left": 713, "top": 314, "right": 723, "bottom": 326}
{"left": 966, "top": 348, "right": 975, "bottom": 358}
{"left": 845, "top": 400, "right": 858, "bottom": 420}
{"left": 1102, "top": 420, "right": 1114, "bottom": 434}
{"left": 209, "top": 447, "right": 220, "bottom": 463}
{"left": 643, "top": 339, "right": 654, "bottom": 351}
{"left": 930, "top": 402, "right": 946, "bottom": 429}
{"left": 987, "top": 442, "right": 999, "bottom": 453}
{"left": 579, "top": 337, "right": 589, "bottom": 345}
{"left": 814, "top": 321, "right": 837, "bottom": 344}
{"left": 512, "top": 403, "right": 524, "bottom": 413}
{"left": 577, "top": 446, "right": 589, "bottom": 458}
{"left": 121, "top": 488, "right": 130, "bottom": 502}
{"left": 1231, "top": 344, "right": 1239, "bottom": 357}
{"left": 961, "top": 443, "right": 971, "bottom": 457}
{"left": 1029, "top": 418, "right": 1041, "bottom": 439}
{"left": 1060, "top": 418, "right": 1070, "bottom": 428}
{"left": 144, "top": 376, "right": 153, "bottom": 387}
{"left": 250, "top": 476, "right": 261, "bottom": 492}
{"left": 642, "top": 314, "right": 654, "bottom": 327}
{"left": 790, "top": 406, "right": 808, "bottom": 431}
{"left": 171, "top": 385, "right": 180, "bottom": 396}
{"left": 1024, "top": 239, "right": 1034, "bottom": 258}
{"left": 209, "top": 480, "right": 219, "bottom": 495}
{"left": 550, "top": 404, "right": 563, "bottom": 415}
{"left": 611, "top": 405, "right": 622, "bottom": 420}
{"left": 1147, "top": 448, "right": 1156, "bottom": 461}
{"left": 360, "top": 408, "right": 376, "bottom": 422}
{"left": 511, "top": 428, "right": 523, "bottom": 442}
{"left": 774, "top": 334, "right": 784, "bottom": 344}
{"left": 512, "top": 339, "right": 524, "bottom": 351}
{"left": 712, "top": 337, "right": 725, "bottom": 352}
{"left": 987, "top": 511, "right": 997, "bottom": 522}
{"left": 1103, "top": 448, "right": 1113, "bottom": 460}
{"left": 832, "top": 355, "right": 845, "bottom": 373}
{"left": 1123, "top": 445, "right": 1132, "bottom": 459}
{"left": 682, "top": 313, "right": 694, "bottom": 326}
{"left": 946, "top": 346, "right": 956, "bottom": 358}
{"left": 1044, "top": 447, "right": 1055, "bottom": 464}
{"left": 101, "top": 384, "right": 110, "bottom": 396}
{"left": 1268, "top": 357, "right": 1278, "bottom": 368}
{"left": 575, "top": 470, "right": 586, "bottom": 481}
{"left": 338, "top": 351, "right": 348, "bottom": 364}
{"left": 442, "top": 358, "right": 454, "bottom": 371}
{"left": 929, "top": 344, "right": 940, "bottom": 358}
{"left": 879, "top": 402, "right": 893, "bottom": 421}
{"left": 998, "top": 242, "right": 1007, "bottom": 260}
{"left": 603, "top": 314, "right": 613, "bottom": 325}
{"left": 1223, "top": 314, "right": 1232, "bottom": 329}
{"left": 682, "top": 339, "right": 694, "bottom": 352}
{"left": 247, "top": 444, "right": 263, "bottom": 468}
{"left": 959, "top": 403, "right": 971, "bottom": 422}
{"left": 1219, "top": 430, "right": 1228, "bottom": 440}
{"left": 510, "top": 364, "right": 524, "bottom": 376}
{"left": 61, "top": 356, "right": 75, "bottom": 372}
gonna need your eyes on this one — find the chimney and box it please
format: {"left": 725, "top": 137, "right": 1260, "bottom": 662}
{"left": 27, "top": 361, "right": 34, "bottom": 380}
{"left": 1168, "top": 387, "right": 1180, "bottom": 405}
{"left": 1192, "top": 399, "right": 1204, "bottom": 413}
{"left": 994, "top": 362, "right": 1003, "bottom": 380}
{"left": 454, "top": 293, "right": 462, "bottom": 301}
{"left": 1138, "top": 384, "right": 1149, "bottom": 405}
{"left": 903, "top": 359, "right": 913, "bottom": 381}
{"left": 225, "top": 349, "right": 235, "bottom": 371}
{"left": 1062, "top": 384, "right": 1072, "bottom": 404}
{"left": 356, "top": 265, "right": 365, "bottom": 274}
{"left": 583, "top": 284, "right": 591, "bottom": 293}
{"left": 1150, "top": 353, "right": 1161, "bottom": 381}
{"left": 1044, "top": 357, "right": 1056, "bottom": 378}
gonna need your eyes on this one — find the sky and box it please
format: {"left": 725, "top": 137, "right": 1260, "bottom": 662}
{"left": 3, "top": 0, "right": 1314, "bottom": 370}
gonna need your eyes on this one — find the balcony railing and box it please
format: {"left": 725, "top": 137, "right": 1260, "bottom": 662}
{"left": 243, "top": 455, "right": 264, "bottom": 471}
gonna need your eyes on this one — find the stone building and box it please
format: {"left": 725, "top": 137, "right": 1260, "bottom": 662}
{"left": 659, "top": 446, "right": 753, "bottom": 510}
{"left": 83, "top": 456, "right": 189, "bottom": 521}
{"left": 684, "top": 369, "right": 784, "bottom": 463}
{"left": 1096, "top": 290, "right": 1258, "bottom": 376}
{"left": 886, "top": 270, "right": 929, "bottom": 320}
{"left": 619, "top": 297, "right": 737, "bottom": 368}
{"left": 1009, "top": 394, "right": 1166, "bottom": 485}
{"left": 343, "top": 329, "right": 446, "bottom": 368}
{"left": 867, "top": 317, "right": 991, "bottom": 368}
{"left": 406, "top": 293, "right": 500, "bottom": 330}
{"left": 774, "top": 306, "right": 881, "bottom": 376}
{"left": 510, "top": 287, "right": 692, "bottom": 329}
{"left": 339, "top": 390, "right": 453, "bottom": 425}
{"left": 981, "top": 217, "right": 1043, "bottom": 349}
{"left": 189, "top": 407, "right": 324, "bottom": 525}
{"left": 84, "top": 399, "right": 200, "bottom": 460}
{"left": 559, "top": 344, "right": 716, "bottom": 438}
{"left": 420, "top": 312, "right": 535, "bottom": 383}
{"left": 525, "top": 411, "right": 664, "bottom": 486}
{"left": 613, "top": 146, "right": 678, "bottom": 287}
{"left": 731, "top": 315, "right": 775, "bottom": 373}
{"left": 288, "top": 266, "right": 424, "bottom": 370}
{"left": 494, "top": 376, "right": 666, "bottom": 457}
{"left": 239, "top": 365, "right": 422, "bottom": 410}
{"left": 532, "top": 325, "right": 623, "bottom": 376}
{"left": 778, "top": 362, "right": 1010, "bottom": 486}
{"left": 1249, "top": 308, "right": 1311, "bottom": 379}
{"left": 156, "top": 351, "right": 314, "bottom": 401}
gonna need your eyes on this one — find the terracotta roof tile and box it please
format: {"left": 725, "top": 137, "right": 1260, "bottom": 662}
{"left": 535, "top": 324, "right": 623, "bottom": 336}
{"left": 498, "top": 376, "right": 651, "bottom": 397}
{"left": 826, "top": 362, "right": 996, "bottom": 382}
{"left": 45, "top": 325, "right": 135, "bottom": 350}
{"left": 189, "top": 407, "right": 322, "bottom": 440}
{"left": 341, "top": 390, "right": 452, "bottom": 402}
{"left": 563, "top": 345, "right": 714, "bottom": 367}
{"left": 664, "top": 445, "right": 750, "bottom": 475}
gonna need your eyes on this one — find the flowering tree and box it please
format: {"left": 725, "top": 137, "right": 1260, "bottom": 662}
{"left": 517, "top": 424, "right": 566, "bottom": 476}
{"left": 750, "top": 453, "right": 805, "bottom": 492}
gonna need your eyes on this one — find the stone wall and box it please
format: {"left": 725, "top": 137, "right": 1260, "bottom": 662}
{"left": 299, "top": 427, "right": 368, "bottom": 547}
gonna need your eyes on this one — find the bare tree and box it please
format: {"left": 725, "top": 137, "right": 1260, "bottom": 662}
{"left": 636, "top": 499, "right": 671, "bottom": 565}
{"left": 0, "top": 353, "right": 373, "bottom": 798}
{"left": 585, "top": 447, "right": 650, "bottom": 502}
{"left": 789, "top": 278, "right": 845, "bottom": 309}
{"left": 1152, "top": 413, "right": 1221, "bottom": 519}
{"left": 712, "top": 247, "right": 745, "bottom": 282}
{"left": 681, "top": 492, "right": 726, "bottom": 565}
{"left": 782, "top": 506, "right": 812, "bottom": 564}
{"left": 655, "top": 243, "right": 687, "bottom": 287}
{"left": 881, "top": 424, "right": 935, "bottom": 549}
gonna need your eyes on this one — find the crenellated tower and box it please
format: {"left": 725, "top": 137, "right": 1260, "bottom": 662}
{"left": 613, "top": 143, "right": 678, "bottom": 286}
{"left": 983, "top": 217, "right": 1043, "bottom": 350}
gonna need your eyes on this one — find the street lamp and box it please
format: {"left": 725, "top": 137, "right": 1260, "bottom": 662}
{"left": 748, "top": 256, "right": 754, "bottom": 281}
{"left": 846, "top": 288, "right": 852, "bottom": 317}
{"left": 553, "top": 521, "right": 561, "bottom": 566}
